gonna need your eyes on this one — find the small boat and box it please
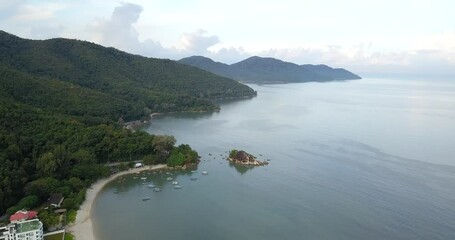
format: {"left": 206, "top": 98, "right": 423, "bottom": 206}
{"left": 172, "top": 181, "right": 179, "bottom": 185}
{"left": 140, "top": 177, "right": 147, "bottom": 180}
{"left": 147, "top": 184, "right": 155, "bottom": 188}
{"left": 190, "top": 177, "right": 198, "bottom": 181}
{"left": 166, "top": 177, "right": 173, "bottom": 181}
{"left": 191, "top": 170, "right": 198, "bottom": 173}
{"left": 153, "top": 188, "right": 161, "bottom": 192}
{"left": 202, "top": 171, "right": 208, "bottom": 175}
{"left": 142, "top": 197, "right": 151, "bottom": 201}
{"left": 173, "top": 185, "right": 182, "bottom": 189}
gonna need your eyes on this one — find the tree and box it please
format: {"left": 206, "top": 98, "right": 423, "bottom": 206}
{"left": 36, "top": 152, "right": 57, "bottom": 178}
{"left": 152, "top": 135, "right": 176, "bottom": 162}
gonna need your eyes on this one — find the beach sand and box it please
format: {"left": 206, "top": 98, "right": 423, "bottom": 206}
{"left": 67, "top": 164, "right": 167, "bottom": 240}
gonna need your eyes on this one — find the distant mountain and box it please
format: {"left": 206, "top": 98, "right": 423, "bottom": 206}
{"left": 179, "top": 56, "right": 361, "bottom": 84}
{"left": 301, "top": 64, "right": 361, "bottom": 80}
{"left": 0, "top": 31, "right": 257, "bottom": 121}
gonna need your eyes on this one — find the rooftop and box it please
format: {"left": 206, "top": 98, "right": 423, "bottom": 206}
{"left": 9, "top": 210, "right": 37, "bottom": 222}
{"left": 16, "top": 219, "right": 42, "bottom": 234}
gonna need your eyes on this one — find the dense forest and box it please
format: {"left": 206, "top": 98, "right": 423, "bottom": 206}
{"left": 0, "top": 31, "right": 254, "bottom": 224}
{"left": 0, "top": 31, "right": 257, "bottom": 121}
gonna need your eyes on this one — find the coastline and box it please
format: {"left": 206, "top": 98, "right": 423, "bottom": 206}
{"left": 67, "top": 164, "right": 168, "bottom": 240}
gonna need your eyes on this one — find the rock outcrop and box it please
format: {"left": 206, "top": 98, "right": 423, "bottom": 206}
{"left": 227, "top": 150, "right": 268, "bottom": 166}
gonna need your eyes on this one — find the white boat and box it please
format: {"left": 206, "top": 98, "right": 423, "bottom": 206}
{"left": 173, "top": 185, "right": 182, "bottom": 189}
{"left": 153, "top": 188, "right": 161, "bottom": 192}
{"left": 202, "top": 171, "right": 208, "bottom": 175}
{"left": 147, "top": 184, "right": 155, "bottom": 188}
{"left": 140, "top": 177, "right": 147, "bottom": 180}
{"left": 172, "top": 181, "right": 179, "bottom": 185}
{"left": 166, "top": 177, "right": 173, "bottom": 181}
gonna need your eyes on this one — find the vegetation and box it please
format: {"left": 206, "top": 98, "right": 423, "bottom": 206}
{"left": 167, "top": 144, "right": 199, "bottom": 167}
{"left": 179, "top": 55, "right": 361, "bottom": 84}
{"left": 0, "top": 31, "right": 239, "bottom": 222}
{"left": 64, "top": 232, "right": 75, "bottom": 240}
{"left": 44, "top": 233, "right": 65, "bottom": 240}
{"left": 0, "top": 31, "right": 257, "bottom": 122}
{"left": 229, "top": 149, "right": 238, "bottom": 159}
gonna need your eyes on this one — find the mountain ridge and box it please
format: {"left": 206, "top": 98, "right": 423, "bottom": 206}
{"left": 0, "top": 31, "right": 257, "bottom": 122}
{"left": 179, "top": 55, "right": 361, "bottom": 84}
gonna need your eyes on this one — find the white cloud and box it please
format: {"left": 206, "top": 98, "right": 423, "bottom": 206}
{"left": 12, "top": 3, "right": 65, "bottom": 21}
{"left": 207, "top": 47, "right": 251, "bottom": 64}
{"left": 86, "top": 3, "right": 221, "bottom": 59}
{"left": 180, "top": 29, "right": 219, "bottom": 54}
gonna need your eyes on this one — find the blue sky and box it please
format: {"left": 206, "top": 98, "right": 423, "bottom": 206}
{"left": 0, "top": 0, "right": 454, "bottom": 77}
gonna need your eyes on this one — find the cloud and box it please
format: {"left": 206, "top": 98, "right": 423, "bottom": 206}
{"left": 80, "top": 3, "right": 454, "bottom": 77}
{"left": 207, "top": 47, "right": 251, "bottom": 64}
{"left": 88, "top": 3, "right": 144, "bottom": 52}
{"left": 87, "top": 3, "right": 222, "bottom": 59}
{"left": 180, "top": 29, "right": 220, "bottom": 55}
{"left": 30, "top": 25, "right": 65, "bottom": 39}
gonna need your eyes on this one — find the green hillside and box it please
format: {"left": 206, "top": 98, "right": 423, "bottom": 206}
{"left": 0, "top": 31, "right": 255, "bottom": 217}
{"left": 0, "top": 31, "right": 257, "bottom": 121}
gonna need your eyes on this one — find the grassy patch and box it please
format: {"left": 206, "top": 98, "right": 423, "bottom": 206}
{"left": 44, "top": 232, "right": 64, "bottom": 240}
{"left": 64, "top": 232, "right": 75, "bottom": 240}
{"left": 66, "top": 210, "right": 77, "bottom": 224}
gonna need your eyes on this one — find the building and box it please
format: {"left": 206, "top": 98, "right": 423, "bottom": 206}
{"left": 0, "top": 226, "right": 10, "bottom": 240}
{"left": 0, "top": 210, "right": 44, "bottom": 240}
{"left": 47, "top": 193, "right": 64, "bottom": 208}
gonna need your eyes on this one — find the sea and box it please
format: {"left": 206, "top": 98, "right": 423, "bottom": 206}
{"left": 92, "top": 78, "right": 455, "bottom": 240}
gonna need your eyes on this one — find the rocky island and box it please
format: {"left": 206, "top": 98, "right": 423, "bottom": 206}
{"left": 228, "top": 150, "right": 269, "bottom": 166}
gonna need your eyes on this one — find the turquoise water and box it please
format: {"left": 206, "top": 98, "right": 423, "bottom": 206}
{"left": 92, "top": 78, "right": 455, "bottom": 240}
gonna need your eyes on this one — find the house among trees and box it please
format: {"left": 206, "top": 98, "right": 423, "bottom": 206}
{"left": 47, "top": 194, "right": 64, "bottom": 208}
{"left": 0, "top": 210, "right": 44, "bottom": 240}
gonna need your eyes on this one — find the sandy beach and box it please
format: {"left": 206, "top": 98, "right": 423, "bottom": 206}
{"left": 67, "top": 164, "right": 167, "bottom": 240}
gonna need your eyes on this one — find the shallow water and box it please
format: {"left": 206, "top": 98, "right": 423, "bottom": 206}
{"left": 92, "top": 78, "right": 455, "bottom": 240}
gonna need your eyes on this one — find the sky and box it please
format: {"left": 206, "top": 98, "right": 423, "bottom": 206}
{"left": 0, "top": 0, "right": 454, "bottom": 77}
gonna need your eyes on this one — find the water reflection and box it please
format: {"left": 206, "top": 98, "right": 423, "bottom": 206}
{"left": 228, "top": 162, "right": 254, "bottom": 175}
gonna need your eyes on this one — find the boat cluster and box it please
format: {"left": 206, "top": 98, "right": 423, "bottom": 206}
{"left": 139, "top": 170, "right": 209, "bottom": 201}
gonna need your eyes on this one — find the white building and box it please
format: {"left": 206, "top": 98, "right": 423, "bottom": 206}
{"left": 0, "top": 226, "right": 10, "bottom": 240}
{"left": 0, "top": 211, "right": 44, "bottom": 240}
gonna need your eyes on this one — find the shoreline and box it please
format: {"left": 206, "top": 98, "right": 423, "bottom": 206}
{"left": 67, "top": 164, "right": 168, "bottom": 240}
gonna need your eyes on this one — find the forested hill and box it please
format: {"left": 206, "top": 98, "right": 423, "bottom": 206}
{"left": 0, "top": 31, "right": 254, "bottom": 218}
{"left": 179, "top": 56, "right": 361, "bottom": 84}
{"left": 0, "top": 31, "right": 257, "bottom": 122}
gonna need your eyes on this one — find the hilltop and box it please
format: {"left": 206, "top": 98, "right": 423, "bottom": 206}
{"left": 179, "top": 55, "right": 361, "bottom": 84}
{"left": 0, "top": 31, "right": 257, "bottom": 122}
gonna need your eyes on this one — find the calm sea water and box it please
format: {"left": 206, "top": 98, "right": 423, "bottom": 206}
{"left": 92, "top": 78, "right": 455, "bottom": 240}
